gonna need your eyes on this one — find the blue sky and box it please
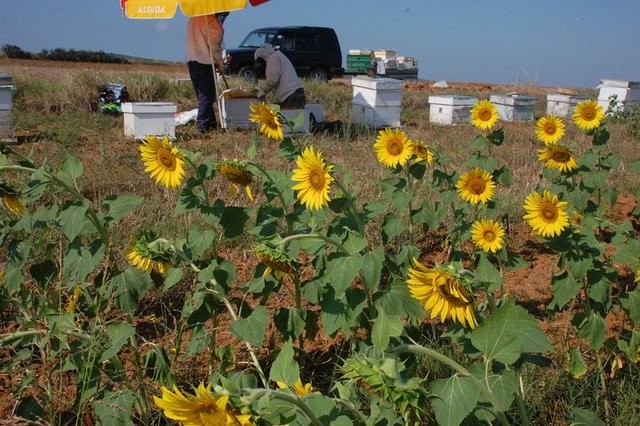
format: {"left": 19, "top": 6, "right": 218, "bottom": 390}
{"left": 1, "top": 0, "right": 639, "bottom": 88}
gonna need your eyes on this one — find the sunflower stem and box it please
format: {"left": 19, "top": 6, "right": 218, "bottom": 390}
{"left": 393, "top": 344, "right": 510, "bottom": 426}
{"left": 403, "top": 165, "right": 415, "bottom": 246}
{"left": 245, "top": 389, "right": 323, "bottom": 426}
{"left": 127, "top": 327, "right": 151, "bottom": 425}
{"left": 248, "top": 161, "right": 293, "bottom": 234}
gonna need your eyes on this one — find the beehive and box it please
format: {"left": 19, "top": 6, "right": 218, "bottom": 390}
{"left": 490, "top": 94, "right": 536, "bottom": 122}
{"left": 122, "top": 102, "right": 177, "bottom": 139}
{"left": 351, "top": 76, "right": 403, "bottom": 128}
{"left": 597, "top": 79, "right": 640, "bottom": 113}
{"left": 428, "top": 95, "right": 478, "bottom": 125}
{"left": 546, "top": 94, "right": 587, "bottom": 118}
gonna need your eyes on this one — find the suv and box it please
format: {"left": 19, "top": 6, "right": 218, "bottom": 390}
{"left": 223, "top": 26, "right": 344, "bottom": 82}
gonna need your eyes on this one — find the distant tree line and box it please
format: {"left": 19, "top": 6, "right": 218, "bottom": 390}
{"left": 1, "top": 44, "right": 131, "bottom": 64}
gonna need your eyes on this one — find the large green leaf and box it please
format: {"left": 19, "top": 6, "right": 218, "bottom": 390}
{"left": 321, "top": 288, "right": 366, "bottom": 337}
{"left": 108, "top": 267, "right": 152, "bottom": 313}
{"left": 620, "top": 288, "right": 640, "bottom": 325}
{"left": 574, "top": 312, "right": 607, "bottom": 351}
{"left": 100, "top": 321, "right": 135, "bottom": 362}
{"left": 430, "top": 375, "right": 479, "bottom": 426}
{"left": 58, "top": 199, "right": 90, "bottom": 241}
{"left": 475, "top": 253, "right": 502, "bottom": 289}
{"left": 274, "top": 308, "right": 306, "bottom": 341}
{"left": 56, "top": 153, "right": 84, "bottom": 187}
{"left": 360, "top": 246, "right": 384, "bottom": 292}
{"left": 470, "top": 302, "right": 521, "bottom": 364}
{"left": 571, "top": 407, "right": 605, "bottom": 426}
{"left": 269, "top": 339, "right": 300, "bottom": 386}
{"left": 185, "top": 224, "right": 215, "bottom": 260}
{"left": 371, "top": 311, "right": 403, "bottom": 350}
{"left": 92, "top": 389, "right": 136, "bottom": 426}
{"left": 566, "top": 347, "right": 588, "bottom": 378}
{"left": 374, "top": 280, "right": 424, "bottom": 320}
{"left": 325, "top": 253, "right": 363, "bottom": 298}
{"left": 220, "top": 206, "right": 251, "bottom": 238}
{"left": 230, "top": 306, "right": 268, "bottom": 346}
{"left": 63, "top": 238, "right": 105, "bottom": 283}
{"left": 381, "top": 214, "right": 406, "bottom": 244}
{"left": 101, "top": 194, "right": 143, "bottom": 223}
{"left": 469, "top": 364, "right": 518, "bottom": 413}
{"left": 548, "top": 271, "right": 581, "bottom": 310}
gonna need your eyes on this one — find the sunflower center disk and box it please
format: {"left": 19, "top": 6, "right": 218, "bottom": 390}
{"left": 309, "top": 171, "right": 325, "bottom": 189}
{"left": 469, "top": 178, "right": 486, "bottom": 194}
{"left": 480, "top": 110, "right": 491, "bottom": 121}
{"left": 158, "top": 148, "right": 176, "bottom": 169}
{"left": 542, "top": 206, "right": 557, "bottom": 221}
{"left": 388, "top": 141, "right": 402, "bottom": 155}
{"left": 483, "top": 231, "right": 495, "bottom": 241}
{"left": 545, "top": 125, "right": 556, "bottom": 134}
{"left": 552, "top": 151, "right": 570, "bottom": 162}
{"left": 583, "top": 109, "right": 595, "bottom": 120}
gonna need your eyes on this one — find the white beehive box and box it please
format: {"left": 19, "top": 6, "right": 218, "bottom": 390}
{"left": 597, "top": 79, "right": 640, "bottom": 113}
{"left": 546, "top": 94, "right": 587, "bottom": 118}
{"left": 220, "top": 97, "right": 259, "bottom": 130}
{"left": 428, "top": 95, "right": 478, "bottom": 125}
{"left": 0, "top": 75, "right": 14, "bottom": 139}
{"left": 122, "top": 102, "right": 176, "bottom": 139}
{"left": 351, "top": 76, "right": 403, "bottom": 128}
{"left": 490, "top": 94, "right": 536, "bottom": 122}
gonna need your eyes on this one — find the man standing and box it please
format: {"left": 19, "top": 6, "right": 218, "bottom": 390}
{"left": 185, "top": 13, "right": 228, "bottom": 133}
{"left": 254, "top": 44, "right": 306, "bottom": 109}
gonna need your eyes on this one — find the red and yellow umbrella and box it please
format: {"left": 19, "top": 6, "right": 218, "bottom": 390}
{"left": 120, "top": 0, "right": 270, "bottom": 19}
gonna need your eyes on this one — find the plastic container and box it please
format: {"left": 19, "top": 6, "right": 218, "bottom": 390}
{"left": 122, "top": 102, "right": 177, "bottom": 139}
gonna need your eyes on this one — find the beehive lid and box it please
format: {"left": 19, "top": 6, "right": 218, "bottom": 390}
{"left": 121, "top": 102, "right": 177, "bottom": 113}
{"left": 351, "top": 76, "right": 403, "bottom": 90}
{"left": 490, "top": 94, "right": 536, "bottom": 106}
{"left": 348, "top": 49, "right": 371, "bottom": 55}
{"left": 428, "top": 95, "right": 478, "bottom": 106}
{"left": 599, "top": 79, "right": 640, "bottom": 89}
{"left": 0, "top": 74, "right": 11, "bottom": 85}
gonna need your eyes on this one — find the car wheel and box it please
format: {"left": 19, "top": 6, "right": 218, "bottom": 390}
{"left": 309, "top": 67, "right": 328, "bottom": 83}
{"left": 238, "top": 66, "right": 257, "bottom": 82}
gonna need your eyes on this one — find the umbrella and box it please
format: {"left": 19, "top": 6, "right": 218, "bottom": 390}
{"left": 120, "top": 0, "right": 269, "bottom": 19}
{"left": 120, "top": 0, "right": 271, "bottom": 125}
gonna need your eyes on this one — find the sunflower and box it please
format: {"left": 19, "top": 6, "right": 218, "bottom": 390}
{"left": 126, "top": 231, "right": 172, "bottom": 276}
{"left": 537, "top": 144, "right": 577, "bottom": 173}
{"left": 470, "top": 219, "right": 506, "bottom": 253}
{"left": 635, "top": 265, "right": 640, "bottom": 283}
{"left": 276, "top": 379, "right": 314, "bottom": 397}
{"left": 412, "top": 142, "right": 434, "bottom": 165}
{"left": 0, "top": 183, "right": 24, "bottom": 216}
{"left": 218, "top": 160, "right": 254, "bottom": 201}
{"left": 573, "top": 99, "right": 604, "bottom": 131}
{"left": 373, "top": 128, "right": 413, "bottom": 168}
{"left": 249, "top": 102, "right": 284, "bottom": 141}
{"left": 470, "top": 99, "right": 499, "bottom": 130}
{"left": 523, "top": 190, "right": 569, "bottom": 238}
{"left": 456, "top": 168, "right": 496, "bottom": 205}
{"left": 139, "top": 135, "right": 185, "bottom": 189}
{"left": 535, "top": 115, "right": 565, "bottom": 145}
{"left": 154, "top": 383, "right": 253, "bottom": 426}
{"left": 406, "top": 259, "right": 477, "bottom": 329}
{"left": 255, "top": 244, "right": 296, "bottom": 279}
{"left": 66, "top": 285, "right": 82, "bottom": 314}
{"left": 569, "top": 210, "right": 584, "bottom": 232}
{"left": 291, "top": 146, "right": 334, "bottom": 210}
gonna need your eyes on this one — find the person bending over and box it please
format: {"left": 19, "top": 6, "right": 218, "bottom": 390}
{"left": 254, "top": 44, "right": 306, "bottom": 109}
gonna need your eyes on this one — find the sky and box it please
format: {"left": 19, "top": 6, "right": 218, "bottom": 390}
{"left": 1, "top": 0, "right": 639, "bottom": 88}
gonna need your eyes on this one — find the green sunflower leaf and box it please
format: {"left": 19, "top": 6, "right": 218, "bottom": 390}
{"left": 230, "top": 306, "right": 268, "bottom": 346}
{"left": 430, "top": 375, "right": 479, "bottom": 426}
{"left": 567, "top": 348, "right": 588, "bottom": 378}
{"left": 101, "top": 194, "right": 144, "bottom": 223}
{"left": 571, "top": 407, "right": 605, "bottom": 426}
{"left": 56, "top": 154, "right": 84, "bottom": 187}
{"left": 361, "top": 246, "right": 384, "bottom": 292}
{"left": 269, "top": 339, "right": 300, "bottom": 386}
{"left": 58, "top": 199, "right": 90, "bottom": 241}
{"left": 620, "top": 288, "right": 640, "bottom": 325}
{"left": 574, "top": 311, "right": 607, "bottom": 351}
{"left": 220, "top": 206, "right": 250, "bottom": 238}
{"left": 92, "top": 389, "right": 136, "bottom": 426}
{"left": 321, "top": 287, "right": 366, "bottom": 337}
{"left": 548, "top": 271, "right": 581, "bottom": 311}
{"left": 371, "top": 311, "right": 403, "bottom": 350}
{"left": 325, "top": 253, "right": 363, "bottom": 298}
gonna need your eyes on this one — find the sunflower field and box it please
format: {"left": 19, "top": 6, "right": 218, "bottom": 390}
{"left": 1, "top": 62, "right": 640, "bottom": 425}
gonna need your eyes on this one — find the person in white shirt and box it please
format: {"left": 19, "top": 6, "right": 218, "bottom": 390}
{"left": 184, "top": 13, "right": 228, "bottom": 132}
{"left": 254, "top": 44, "right": 306, "bottom": 108}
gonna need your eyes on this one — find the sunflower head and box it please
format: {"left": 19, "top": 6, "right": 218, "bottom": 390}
{"left": 139, "top": 135, "right": 185, "bottom": 189}
{"left": 249, "top": 102, "right": 284, "bottom": 142}
{"left": 535, "top": 115, "right": 566, "bottom": 145}
{"left": 276, "top": 378, "right": 314, "bottom": 397}
{"left": 218, "top": 159, "right": 255, "bottom": 201}
{"left": 470, "top": 100, "right": 499, "bottom": 130}
{"left": 523, "top": 190, "right": 569, "bottom": 238}
{"left": 573, "top": 99, "right": 605, "bottom": 131}
{"left": 456, "top": 168, "right": 496, "bottom": 205}
{"left": 537, "top": 144, "right": 577, "bottom": 173}
{"left": 66, "top": 285, "right": 83, "bottom": 314}
{"left": 153, "top": 383, "right": 253, "bottom": 426}
{"left": 291, "top": 146, "right": 334, "bottom": 210}
{"left": 255, "top": 244, "right": 296, "bottom": 278}
{"left": 0, "top": 183, "right": 25, "bottom": 216}
{"left": 471, "top": 219, "right": 506, "bottom": 253}
{"left": 373, "top": 128, "right": 413, "bottom": 168}
{"left": 635, "top": 265, "right": 640, "bottom": 284}
{"left": 126, "top": 231, "right": 173, "bottom": 276}
{"left": 406, "top": 259, "right": 477, "bottom": 329}
{"left": 411, "top": 142, "right": 434, "bottom": 165}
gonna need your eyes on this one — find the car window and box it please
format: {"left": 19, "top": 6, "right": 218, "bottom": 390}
{"left": 240, "top": 31, "right": 277, "bottom": 47}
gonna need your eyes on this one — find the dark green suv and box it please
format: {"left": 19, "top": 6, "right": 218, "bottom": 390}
{"left": 223, "top": 26, "right": 344, "bottom": 82}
